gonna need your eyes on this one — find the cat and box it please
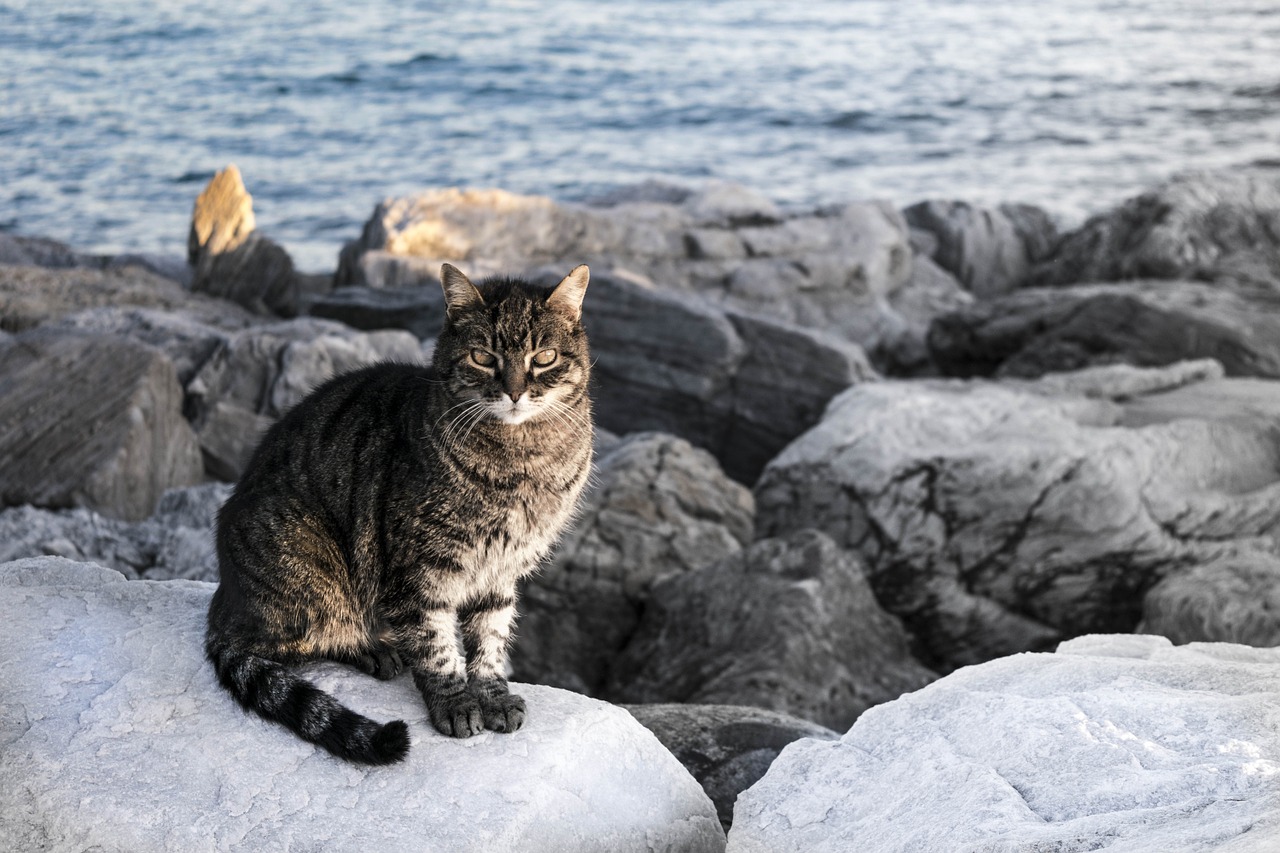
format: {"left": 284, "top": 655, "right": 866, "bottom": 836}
{"left": 205, "top": 263, "right": 593, "bottom": 764}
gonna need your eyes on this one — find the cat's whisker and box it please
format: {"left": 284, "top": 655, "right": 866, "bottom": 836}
{"left": 544, "top": 398, "right": 591, "bottom": 433}
{"left": 439, "top": 401, "right": 479, "bottom": 448}
{"left": 457, "top": 404, "right": 493, "bottom": 448}
{"left": 433, "top": 398, "right": 482, "bottom": 434}
{"left": 443, "top": 401, "right": 488, "bottom": 448}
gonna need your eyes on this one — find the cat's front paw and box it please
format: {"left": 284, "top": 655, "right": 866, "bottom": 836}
{"left": 470, "top": 678, "right": 527, "bottom": 733}
{"left": 417, "top": 672, "right": 485, "bottom": 738}
{"left": 427, "top": 691, "right": 485, "bottom": 738}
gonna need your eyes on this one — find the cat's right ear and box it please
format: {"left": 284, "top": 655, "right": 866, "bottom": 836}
{"left": 440, "top": 264, "right": 485, "bottom": 319}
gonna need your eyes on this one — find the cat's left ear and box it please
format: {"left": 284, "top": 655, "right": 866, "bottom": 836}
{"left": 547, "top": 265, "right": 589, "bottom": 322}
{"left": 441, "top": 263, "right": 485, "bottom": 319}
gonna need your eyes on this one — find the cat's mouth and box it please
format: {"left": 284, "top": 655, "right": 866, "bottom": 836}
{"left": 490, "top": 395, "right": 538, "bottom": 426}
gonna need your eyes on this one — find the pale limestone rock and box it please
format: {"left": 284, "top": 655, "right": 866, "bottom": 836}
{"left": 0, "top": 558, "right": 726, "bottom": 853}
{"left": 756, "top": 361, "right": 1280, "bottom": 670}
{"left": 728, "top": 635, "right": 1280, "bottom": 853}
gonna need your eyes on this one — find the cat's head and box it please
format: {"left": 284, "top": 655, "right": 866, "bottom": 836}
{"left": 433, "top": 264, "right": 591, "bottom": 427}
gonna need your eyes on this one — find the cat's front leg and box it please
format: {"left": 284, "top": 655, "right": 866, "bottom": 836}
{"left": 392, "top": 606, "right": 485, "bottom": 738}
{"left": 460, "top": 589, "right": 526, "bottom": 733}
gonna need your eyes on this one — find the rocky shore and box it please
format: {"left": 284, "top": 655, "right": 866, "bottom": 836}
{"left": 3, "top": 164, "right": 1280, "bottom": 850}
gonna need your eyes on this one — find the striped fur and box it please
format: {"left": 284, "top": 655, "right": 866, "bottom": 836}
{"left": 205, "top": 266, "right": 593, "bottom": 764}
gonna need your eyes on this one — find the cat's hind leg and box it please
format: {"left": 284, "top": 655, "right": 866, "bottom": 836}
{"left": 328, "top": 634, "right": 403, "bottom": 680}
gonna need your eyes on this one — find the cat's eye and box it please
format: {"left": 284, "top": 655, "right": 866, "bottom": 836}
{"left": 532, "top": 348, "right": 558, "bottom": 367}
{"left": 470, "top": 349, "right": 497, "bottom": 368}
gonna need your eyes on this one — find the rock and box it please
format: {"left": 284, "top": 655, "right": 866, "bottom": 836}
{"left": 514, "top": 432, "right": 754, "bottom": 695}
{"left": 570, "top": 269, "right": 876, "bottom": 483}
{"left": 902, "top": 199, "right": 1058, "bottom": 297}
{"left": 728, "top": 635, "right": 1280, "bottom": 853}
{"left": 188, "top": 165, "right": 303, "bottom": 317}
{"left": 0, "top": 558, "right": 726, "bottom": 853}
{"left": 41, "top": 307, "right": 233, "bottom": 386}
{"left": 185, "top": 318, "right": 423, "bottom": 479}
{"left": 0, "top": 232, "right": 101, "bottom": 268}
{"left": 928, "top": 280, "right": 1280, "bottom": 379}
{"left": 1029, "top": 168, "right": 1280, "bottom": 287}
{"left": 607, "top": 531, "right": 936, "bottom": 730}
{"left": 1140, "top": 553, "right": 1280, "bottom": 647}
{"left": 0, "top": 329, "right": 204, "bottom": 521}
{"left": 187, "top": 164, "right": 257, "bottom": 263}
{"left": 0, "top": 483, "right": 229, "bottom": 582}
{"left": 877, "top": 251, "right": 973, "bottom": 375}
{"left": 720, "top": 311, "right": 879, "bottom": 477}
{"left": 754, "top": 361, "right": 1280, "bottom": 671}
{"left": 306, "top": 284, "right": 447, "bottom": 340}
{"left": 0, "top": 233, "right": 189, "bottom": 284}
{"left": 0, "top": 262, "right": 258, "bottom": 334}
{"left": 334, "top": 185, "right": 954, "bottom": 374}
{"left": 625, "top": 703, "right": 838, "bottom": 831}
{"left": 192, "top": 233, "right": 301, "bottom": 317}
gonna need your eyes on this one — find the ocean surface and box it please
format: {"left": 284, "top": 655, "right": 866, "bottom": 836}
{"left": 3, "top": 0, "right": 1279, "bottom": 271}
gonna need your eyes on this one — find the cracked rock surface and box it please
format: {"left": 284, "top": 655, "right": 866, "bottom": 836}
{"left": 625, "top": 703, "right": 838, "bottom": 832}
{"left": 0, "top": 483, "right": 229, "bottom": 581}
{"left": 0, "top": 558, "right": 725, "bottom": 853}
{"left": 755, "top": 360, "right": 1280, "bottom": 671}
{"left": 331, "top": 183, "right": 971, "bottom": 373}
{"left": 1028, "top": 168, "right": 1280, "bottom": 288}
{"left": 514, "top": 432, "right": 754, "bottom": 696}
{"left": 728, "top": 634, "right": 1280, "bottom": 853}
{"left": 607, "top": 531, "right": 936, "bottom": 730}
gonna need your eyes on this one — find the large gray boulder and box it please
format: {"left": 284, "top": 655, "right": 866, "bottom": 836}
{"left": 879, "top": 251, "right": 974, "bottom": 375}
{"left": 607, "top": 531, "right": 936, "bottom": 729}
{"left": 728, "top": 634, "right": 1280, "bottom": 853}
{"left": 755, "top": 360, "right": 1280, "bottom": 671}
{"left": 185, "top": 318, "right": 424, "bottom": 479}
{"left": 928, "top": 279, "right": 1280, "bottom": 379}
{"left": 903, "top": 199, "right": 1058, "bottom": 297}
{"left": 29, "top": 306, "right": 423, "bottom": 483}
{"left": 333, "top": 184, "right": 964, "bottom": 372}
{"left": 42, "top": 306, "right": 238, "bottom": 387}
{"left": 1140, "top": 553, "right": 1280, "bottom": 647}
{"left": 625, "top": 703, "right": 838, "bottom": 831}
{"left": 0, "top": 232, "right": 190, "bottom": 283}
{"left": 0, "top": 262, "right": 257, "bottom": 334}
{"left": 0, "top": 329, "right": 204, "bottom": 521}
{"left": 576, "top": 270, "right": 878, "bottom": 483}
{"left": 1029, "top": 168, "right": 1280, "bottom": 287}
{"left": 514, "top": 432, "right": 755, "bottom": 695}
{"left": 0, "top": 558, "right": 726, "bottom": 853}
{"left": 306, "top": 284, "right": 447, "bottom": 341}
{"left": 0, "top": 483, "right": 229, "bottom": 581}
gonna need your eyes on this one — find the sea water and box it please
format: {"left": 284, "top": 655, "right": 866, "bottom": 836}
{"left": 2, "top": 0, "right": 1278, "bottom": 270}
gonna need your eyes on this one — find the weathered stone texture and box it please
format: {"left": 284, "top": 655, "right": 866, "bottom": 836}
{"left": 0, "top": 329, "right": 203, "bottom": 521}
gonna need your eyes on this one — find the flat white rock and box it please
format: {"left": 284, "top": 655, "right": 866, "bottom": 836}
{"left": 729, "top": 633, "right": 1280, "bottom": 853}
{"left": 0, "top": 558, "right": 724, "bottom": 852}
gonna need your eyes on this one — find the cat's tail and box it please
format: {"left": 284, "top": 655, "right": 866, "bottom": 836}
{"left": 206, "top": 642, "right": 410, "bottom": 765}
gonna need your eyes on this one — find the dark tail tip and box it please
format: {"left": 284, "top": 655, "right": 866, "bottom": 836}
{"left": 366, "top": 719, "right": 411, "bottom": 765}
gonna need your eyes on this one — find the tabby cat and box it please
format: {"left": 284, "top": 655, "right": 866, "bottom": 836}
{"left": 205, "top": 264, "right": 593, "bottom": 764}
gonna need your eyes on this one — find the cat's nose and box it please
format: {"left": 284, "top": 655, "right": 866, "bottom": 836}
{"left": 508, "top": 391, "right": 522, "bottom": 403}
